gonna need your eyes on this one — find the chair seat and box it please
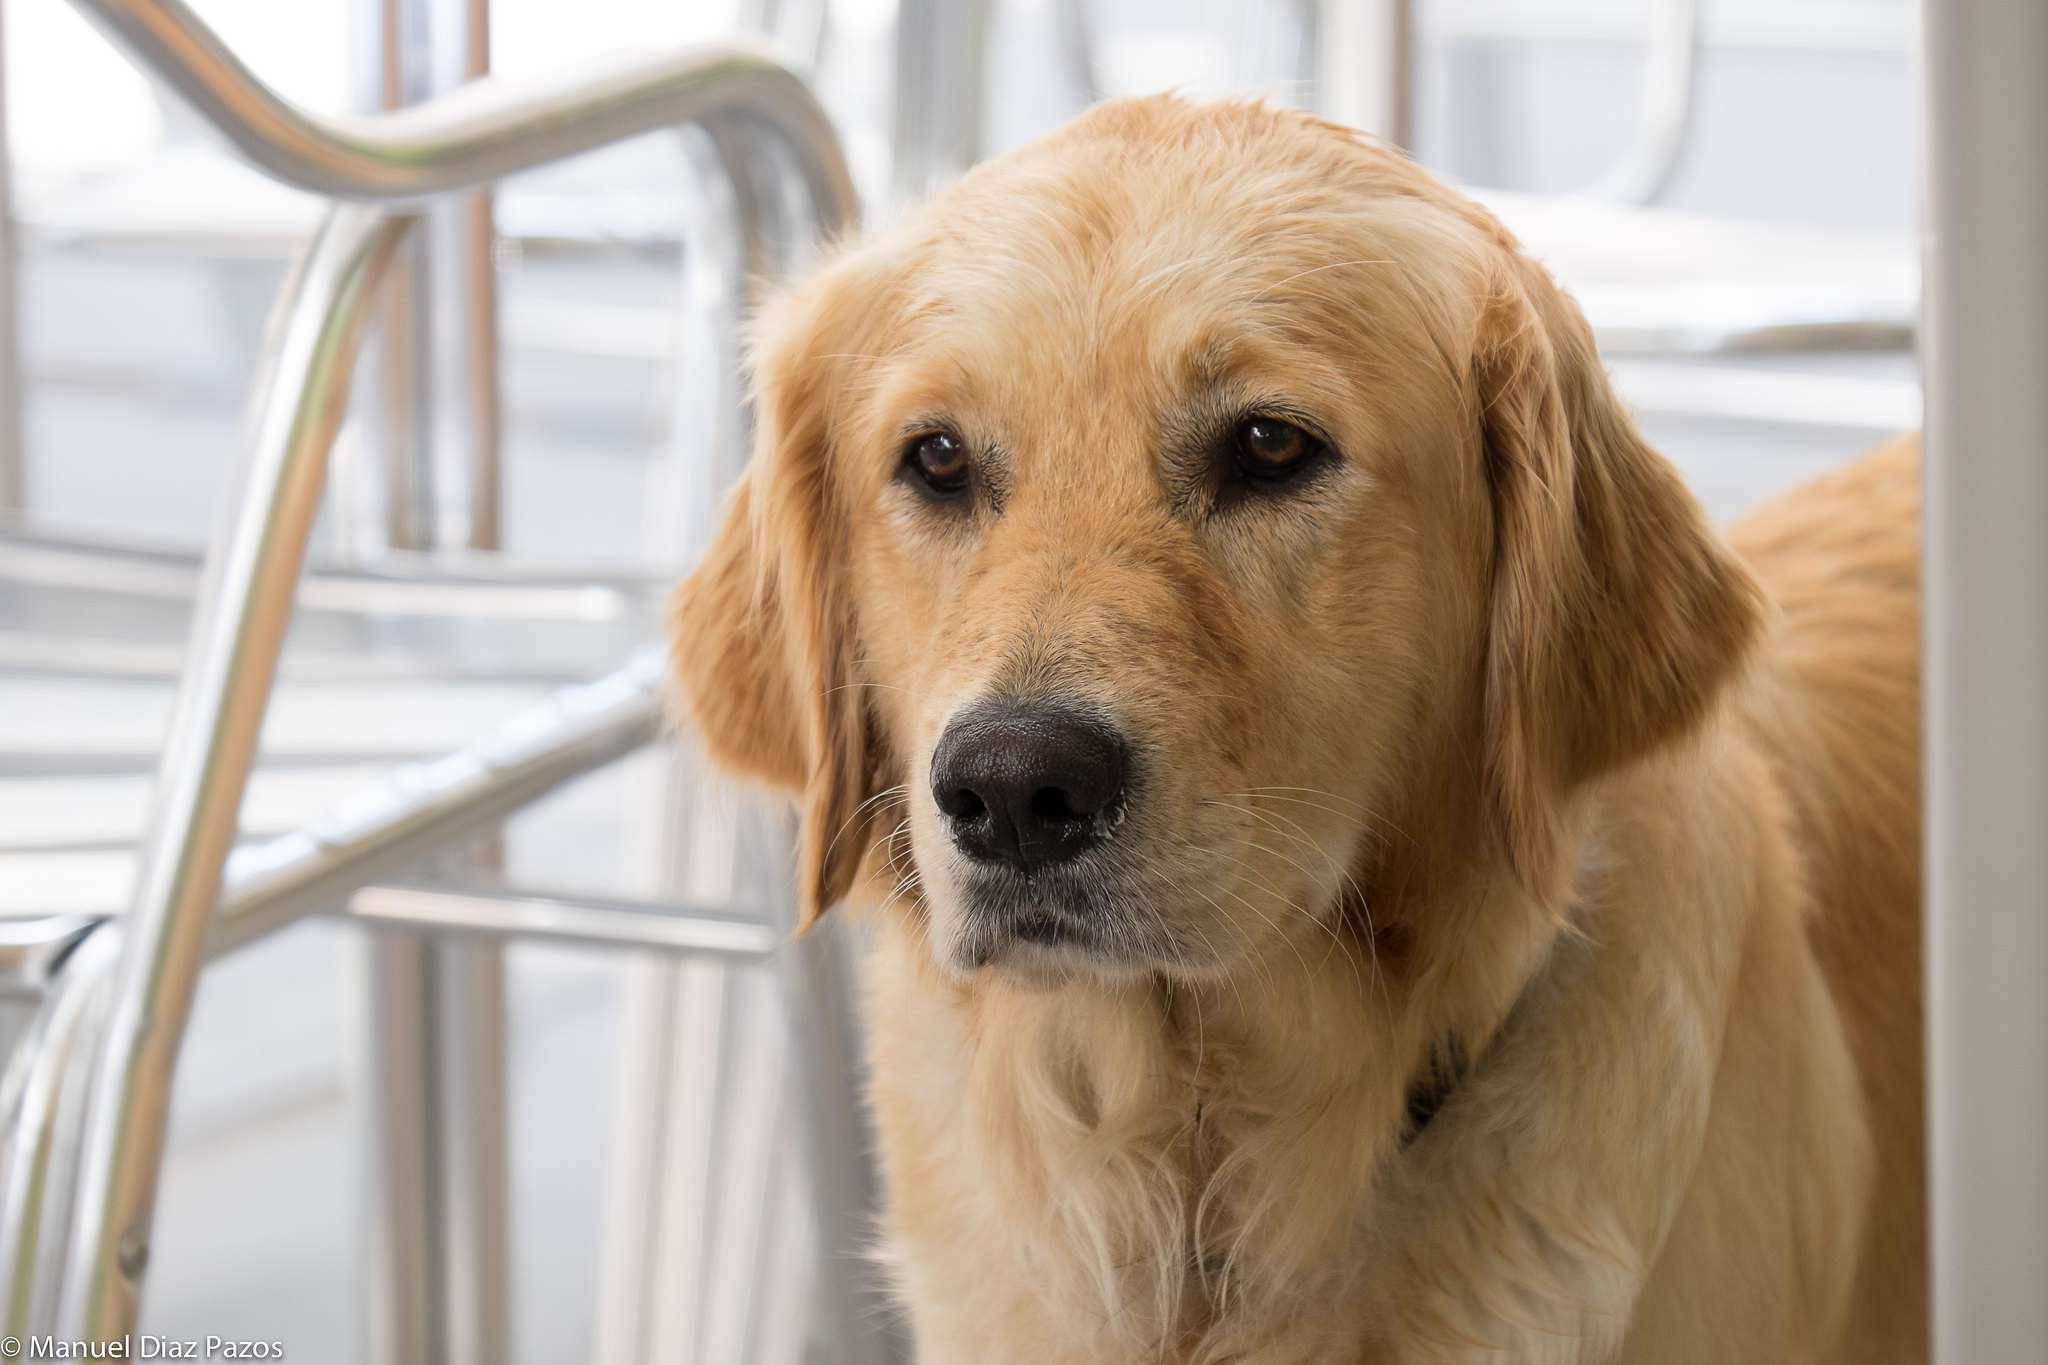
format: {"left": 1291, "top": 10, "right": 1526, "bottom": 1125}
{"left": 1480, "top": 189, "right": 1917, "bottom": 355}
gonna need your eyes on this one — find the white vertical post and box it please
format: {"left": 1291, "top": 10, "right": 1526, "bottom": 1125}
{"left": 1921, "top": 0, "right": 2048, "bottom": 1359}
{"left": 1314, "top": 0, "right": 1411, "bottom": 146}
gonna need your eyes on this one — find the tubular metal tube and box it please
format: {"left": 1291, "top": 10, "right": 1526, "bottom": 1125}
{"left": 457, "top": 186, "right": 500, "bottom": 551}
{"left": 65, "top": 0, "right": 857, "bottom": 232}
{"left": 438, "top": 0, "right": 500, "bottom": 553}
{"left": 353, "top": 8, "right": 501, "bottom": 1356}
{"left": 209, "top": 652, "right": 665, "bottom": 957}
{"left": 377, "top": 236, "right": 437, "bottom": 550}
{"left": 366, "top": 0, "right": 437, "bottom": 558}
{"left": 1922, "top": 0, "right": 2048, "bottom": 1358}
{"left": 383, "top": 8, "right": 512, "bottom": 1359}
{"left": 30, "top": 6, "right": 869, "bottom": 1353}
{"left": 0, "top": 928, "right": 121, "bottom": 1341}
{"left": 1578, "top": 0, "right": 1701, "bottom": 205}
{"left": 742, "top": 0, "right": 831, "bottom": 71}
{"left": 54, "top": 204, "right": 415, "bottom": 1341}
{"left": 892, "top": 0, "right": 992, "bottom": 203}
{"left": 428, "top": 934, "right": 510, "bottom": 1365}
{"left": 346, "top": 887, "right": 779, "bottom": 960}
{"left": 776, "top": 916, "right": 904, "bottom": 1365}
{"left": 361, "top": 920, "right": 508, "bottom": 1365}
{"left": 1313, "top": 0, "right": 1412, "bottom": 147}
{"left": 361, "top": 930, "right": 439, "bottom": 1365}
{"left": 1051, "top": 0, "right": 1100, "bottom": 107}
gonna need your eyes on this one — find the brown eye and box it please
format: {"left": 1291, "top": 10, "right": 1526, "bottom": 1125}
{"left": 908, "top": 431, "right": 970, "bottom": 494}
{"left": 1233, "top": 417, "right": 1321, "bottom": 481}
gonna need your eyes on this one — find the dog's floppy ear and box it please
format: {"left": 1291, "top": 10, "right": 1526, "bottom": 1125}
{"left": 1474, "top": 257, "right": 1764, "bottom": 879}
{"left": 668, "top": 266, "right": 883, "bottom": 930}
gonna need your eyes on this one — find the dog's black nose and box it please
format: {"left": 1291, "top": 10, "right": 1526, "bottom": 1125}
{"left": 930, "top": 704, "right": 1127, "bottom": 873}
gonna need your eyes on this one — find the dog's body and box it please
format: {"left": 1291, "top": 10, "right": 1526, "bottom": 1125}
{"left": 671, "top": 98, "right": 1923, "bottom": 1363}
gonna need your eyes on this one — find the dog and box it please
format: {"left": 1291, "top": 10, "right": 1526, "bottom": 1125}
{"left": 669, "top": 96, "right": 1923, "bottom": 1363}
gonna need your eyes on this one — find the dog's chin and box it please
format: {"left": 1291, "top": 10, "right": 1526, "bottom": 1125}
{"left": 928, "top": 869, "right": 1232, "bottom": 985}
{"left": 937, "top": 904, "right": 1132, "bottom": 985}
{"left": 963, "top": 938, "right": 1102, "bottom": 990}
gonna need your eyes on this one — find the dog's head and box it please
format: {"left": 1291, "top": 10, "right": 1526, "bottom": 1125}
{"left": 671, "top": 98, "right": 1761, "bottom": 984}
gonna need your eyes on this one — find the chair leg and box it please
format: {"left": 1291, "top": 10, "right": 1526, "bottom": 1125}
{"left": 362, "top": 931, "right": 510, "bottom": 1365}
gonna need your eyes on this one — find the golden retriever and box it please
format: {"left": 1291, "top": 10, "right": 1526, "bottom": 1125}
{"left": 669, "top": 96, "right": 1923, "bottom": 1363}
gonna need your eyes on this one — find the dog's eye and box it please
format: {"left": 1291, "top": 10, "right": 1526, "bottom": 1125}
{"left": 907, "top": 432, "right": 971, "bottom": 494}
{"left": 1232, "top": 417, "right": 1322, "bottom": 481}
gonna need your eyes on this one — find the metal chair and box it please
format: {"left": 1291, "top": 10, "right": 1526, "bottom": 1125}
{"left": 0, "top": 2, "right": 899, "bottom": 1361}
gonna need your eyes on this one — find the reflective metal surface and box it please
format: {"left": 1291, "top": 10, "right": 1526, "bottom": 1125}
{"left": 347, "top": 887, "right": 779, "bottom": 960}
{"left": 0, "top": 920, "right": 99, "bottom": 1001}
{"left": 356, "top": 9, "right": 509, "bottom": 1358}
{"left": 210, "top": 650, "right": 665, "bottom": 958}
{"left": 57, "top": 203, "right": 413, "bottom": 1340}
{"left": 7, "top": 3, "right": 883, "bottom": 1357}
{"left": 68, "top": 0, "right": 858, "bottom": 229}
{"left": 1578, "top": 0, "right": 1701, "bottom": 205}
{"left": 9, "top": 5, "right": 874, "bottom": 1349}
{"left": 1314, "top": 0, "right": 1412, "bottom": 146}
{"left": 0, "top": 526, "right": 652, "bottom": 627}
{"left": 0, "top": 927, "right": 122, "bottom": 1340}
{"left": 893, "top": 0, "right": 991, "bottom": 202}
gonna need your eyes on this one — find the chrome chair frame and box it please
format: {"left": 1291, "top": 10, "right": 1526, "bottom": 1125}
{"left": 0, "top": 2, "right": 884, "bottom": 1359}
{"left": 1573, "top": 0, "right": 1702, "bottom": 206}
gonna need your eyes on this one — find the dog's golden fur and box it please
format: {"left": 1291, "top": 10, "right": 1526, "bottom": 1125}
{"left": 670, "top": 96, "right": 1923, "bottom": 1363}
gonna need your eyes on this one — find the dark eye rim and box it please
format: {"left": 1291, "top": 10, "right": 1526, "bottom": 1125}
{"left": 1226, "top": 412, "right": 1332, "bottom": 487}
{"left": 901, "top": 430, "right": 972, "bottom": 497}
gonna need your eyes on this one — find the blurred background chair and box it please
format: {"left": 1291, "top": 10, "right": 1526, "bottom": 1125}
{"left": 0, "top": 2, "right": 1921, "bottom": 1363}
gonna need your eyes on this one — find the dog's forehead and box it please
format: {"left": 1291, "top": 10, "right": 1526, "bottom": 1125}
{"left": 873, "top": 217, "right": 1377, "bottom": 440}
{"left": 853, "top": 119, "right": 1467, "bottom": 431}
{"left": 933, "top": 160, "right": 1355, "bottom": 326}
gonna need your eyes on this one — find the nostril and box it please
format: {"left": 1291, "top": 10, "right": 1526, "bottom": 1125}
{"left": 1031, "top": 786, "right": 1074, "bottom": 823}
{"left": 940, "top": 787, "right": 988, "bottom": 821}
{"left": 1030, "top": 786, "right": 1094, "bottom": 824}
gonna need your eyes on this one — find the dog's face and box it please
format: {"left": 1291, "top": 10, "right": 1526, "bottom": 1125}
{"left": 672, "top": 99, "right": 1758, "bottom": 985}
{"left": 831, "top": 158, "right": 1493, "bottom": 982}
